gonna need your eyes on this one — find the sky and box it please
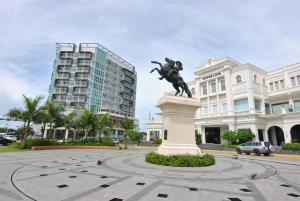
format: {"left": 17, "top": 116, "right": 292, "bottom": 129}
{"left": 0, "top": 0, "right": 300, "bottom": 131}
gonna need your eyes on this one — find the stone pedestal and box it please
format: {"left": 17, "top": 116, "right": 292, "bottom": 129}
{"left": 156, "top": 95, "right": 202, "bottom": 155}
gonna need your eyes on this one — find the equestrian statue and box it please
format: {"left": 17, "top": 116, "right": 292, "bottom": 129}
{"left": 150, "top": 58, "right": 192, "bottom": 98}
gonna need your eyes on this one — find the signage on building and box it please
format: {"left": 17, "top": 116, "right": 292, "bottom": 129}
{"left": 203, "top": 72, "right": 222, "bottom": 80}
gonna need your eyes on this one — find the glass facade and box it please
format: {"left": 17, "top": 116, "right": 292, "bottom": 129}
{"left": 271, "top": 102, "right": 288, "bottom": 114}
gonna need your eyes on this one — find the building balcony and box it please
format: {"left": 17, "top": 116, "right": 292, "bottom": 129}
{"left": 57, "top": 66, "right": 71, "bottom": 73}
{"left": 56, "top": 74, "right": 70, "bottom": 80}
{"left": 72, "top": 95, "right": 87, "bottom": 103}
{"left": 60, "top": 52, "right": 73, "bottom": 59}
{"left": 58, "top": 59, "right": 72, "bottom": 66}
{"left": 78, "top": 52, "right": 92, "bottom": 59}
{"left": 76, "top": 67, "right": 90, "bottom": 73}
{"left": 77, "top": 60, "right": 91, "bottom": 66}
{"left": 53, "top": 87, "right": 68, "bottom": 95}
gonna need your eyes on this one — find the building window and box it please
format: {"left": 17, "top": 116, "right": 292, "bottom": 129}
{"left": 270, "top": 83, "right": 274, "bottom": 91}
{"left": 220, "top": 79, "right": 226, "bottom": 91}
{"left": 211, "top": 82, "right": 216, "bottom": 93}
{"left": 254, "top": 99, "right": 261, "bottom": 111}
{"left": 222, "top": 102, "right": 227, "bottom": 113}
{"left": 291, "top": 77, "right": 296, "bottom": 87}
{"left": 202, "top": 84, "right": 207, "bottom": 95}
{"left": 234, "top": 98, "right": 249, "bottom": 112}
{"left": 236, "top": 75, "right": 242, "bottom": 83}
{"left": 280, "top": 80, "right": 285, "bottom": 89}
{"left": 254, "top": 74, "right": 257, "bottom": 82}
{"left": 297, "top": 75, "right": 300, "bottom": 86}
{"left": 271, "top": 102, "right": 289, "bottom": 114}
{"left": 202, "top": 106, "right": 208, "bottom": 116}
{"left": 275, "top": 81, "right": 279, "bottom": 90}
{"left": 294, "top": 100, "right": 300, "bottom": 112}
{"left": 211, "top": 104, "right": 218, "bottom": 114}
{"left": 191, "top": 88, "right": 195, "bottom": 95}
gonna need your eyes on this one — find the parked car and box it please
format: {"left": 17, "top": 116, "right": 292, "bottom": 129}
{"left": 3, "top": 134, "right": 17, "bottom": 142}
{"left": 112, "top": 138, "right": 120, "bottom": 144}
{"left": 0, "top": 135, "right": 13, "bottom": 146}
{"left": 236, "top": 141, "right": 274, "bottom": 156}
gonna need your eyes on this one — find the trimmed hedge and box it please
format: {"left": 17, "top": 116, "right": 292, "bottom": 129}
{"left": 153, "top": 139, "right": 162, "bottom": 144}
{"left": 224, "top": 144, "right": 239, "bottom": 148}
{"left": 145, "top": 152, "right": 215, "bottom": 167}
{"left": 283, "top": 143, "right": 300, "bottom": 150}
{"left": 11, "top": 138, "right": 115, "bottom": 149}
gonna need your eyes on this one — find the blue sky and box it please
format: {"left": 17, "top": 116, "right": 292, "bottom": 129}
{"left": 1, "top": 0, "right": 300, "bottom": 130}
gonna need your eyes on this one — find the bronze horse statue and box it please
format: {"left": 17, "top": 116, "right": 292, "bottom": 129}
{"left": 150, "top": 58, "right": 192, "bottom": 98}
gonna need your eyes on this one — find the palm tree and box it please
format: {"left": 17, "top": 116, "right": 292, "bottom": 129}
{"left": 96, "top": 113, "right": 112, "bottom": 141}
{"left": 78, "top": 110, "right": 97, "bottom": 139}
{"left": 44, "top": 101, "right": 64, "bottom": 139}
{"left": 35, "top": 106, "right": 51, "bottom": 138}
{"left": 120, "top": 116, "right": 134, "bottom": 149}
{"left": 63, "top": 112, "right": 77, "bottom": 141}
{"left": 7, "top": 95, "right": 43, "bottom": 148}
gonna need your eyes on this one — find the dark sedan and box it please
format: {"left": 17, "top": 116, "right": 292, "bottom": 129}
{"left": 0, "top": 135, "right": 13, "bottom": 146}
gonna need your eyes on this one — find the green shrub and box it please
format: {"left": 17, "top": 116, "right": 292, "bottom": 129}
{"left": 11, "top": 139, "right": 59, "bottom": 149}
{"left": 128, "top": 130, "right": 142, "bottom": 143}
{"left": 153, "top": 139, "right": 162, "bottom": 144}
{"left": 283, "top": 143, "right": 300, "bottom": 150}
{"left": 222, "top": 131, "right": 238, "bottom": 144}
{"left": 224, "top": 144, "right": 239, "bottom": 148}
{"left": 145, "top": 152, "right": 215, "bottom": 167}
{"left": 63, "top": 138, "right": 115, "bottom": 146}
{"left": 195, "top": 133, "right": 202, "bottom": 145}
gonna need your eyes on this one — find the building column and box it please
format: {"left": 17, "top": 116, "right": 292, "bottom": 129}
{"left": 146, "top": 130, "right": 150, "bottom": 141}
{"left": 201, "top": 126, "right": 206, "bottom": 144}
{"left": 261, "top": 99, "right": 266, "bottom": 114}
{"left": 250, "top": 124, "right": 259, "bottom": 141}
{"left": 271, "top": 127, "right": 277, "bottom": 145}
{"left": 65, "top": 129, "right": 69, "bottom": 140}
{"left": 224, "top": 65, "right": 234, "bottom": 115}
{"left": 264, "top": 128, "right": 269, "bottom": 142}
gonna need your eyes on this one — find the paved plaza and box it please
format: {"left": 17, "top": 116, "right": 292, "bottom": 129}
{"left": 0, "top": 149, "right": 299, "bottom": 201}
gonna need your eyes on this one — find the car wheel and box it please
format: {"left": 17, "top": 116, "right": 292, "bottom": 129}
{"left": 246, "top": 152, "right": 250, "bottom": 155}
{"left": 254, "top": 149, "right": 261, "bottom": 156}
{"left": 236, "top": 148, "right": 242, "bottom": 154}
{"left": 263, "top": 153, "right": 270, "bottom": 156}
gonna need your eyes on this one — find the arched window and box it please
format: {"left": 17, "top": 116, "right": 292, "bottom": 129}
{"left": 254, "top": 74, "right": 257, "bottom": 82}
{"left": 236, "top": 75, "right": 242, "bottom": 83}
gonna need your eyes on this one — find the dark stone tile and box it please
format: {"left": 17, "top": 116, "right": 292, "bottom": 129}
{"left": 57, "top": 184, "right": 68, "bottom": 188}
{"left": 136, "top": 182, "right": 145, "bottom": 185}
{"left": 59, "top": 168, "right": 66, "bottom": 170}
{"left": 188, "top": 187, "right": 198, "bottom": 191}
{"left": 280, "top": 184, "right": 291, "bottom": 187}
{"left": 240, "top": 188, "right": 252, "bottom": 192}
{"left": 99, "top": 184, "right": 110, "bottom": 188}
{"left": 63, "top": 163, "right": 69, "bottom": 165}
{"left": 69, "top": 176, "right": 77, "bottom": 178}
{"left": 287, "top": 193, "right": 300, "bottom": 197}
{"left": 53, "top": 161, "right": 57, "bottom": 163}
{"left": 40, "top": 174, "right": 48, "bottom": 176}
{"left": 72, "top": 159, "right": 76, "bottom": 160}
{"left": 41, "top": 166, "right": 48, "bottom": 168}
{"left": 100, "top": 176, "right": 108, "bottom": 178}
{"left": 110, "top": 198, "right": 123, "bottom": 201}
{"left": 228, "top": 198, "right": 242, "bottom": 201}
{"left": 157, "top": 194, "right": 168, "bottom": 198}
{"left": 76, "top": 165, "right": 82, "bottom": 166}
{"left": 81, "top": 170, "right": 88, "bottom": 173}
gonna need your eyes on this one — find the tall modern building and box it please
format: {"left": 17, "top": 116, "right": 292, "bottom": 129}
{"left": 49, "top": 43, "right": 137, "bottom": 118}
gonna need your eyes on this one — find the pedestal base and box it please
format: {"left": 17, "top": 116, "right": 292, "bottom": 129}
{"left": 157, "top": 143, "right": 202, "bottom": 155}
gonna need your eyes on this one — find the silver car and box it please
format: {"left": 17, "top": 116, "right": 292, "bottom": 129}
{"left": 236, "top": 141, "right": 274, "bottom": 156}
{"left": 3, "top": 134, "right": 17, "bottom": 142}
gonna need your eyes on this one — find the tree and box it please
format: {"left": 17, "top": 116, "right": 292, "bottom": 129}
{"left": 35, "top": 106, "right": 51, "bottom": 138}
{"left": 7, "top": 95, "right": 43, "bottom": 148}
{"left": 222, "top": 131, "right": 238, "bottom": 144}
{"left": 78, "top": 110, "right": 97, "bottom": 139}
{"left": 237, "top": 130, "right": 255, "bottom": 143}
{"left": 96, "top": 113, "right": 112, "bottom": 141}
{"left": 63, "top": 112, "right": 77, "bottom": 140}
{"left": 128, "top": 130, "right": 142, "bottom": 144}
{"left": 120, "top": 116, "right": 134, "bottom": 149}
{"left": 44, "top": 101, "right": 64, "bottom": 139}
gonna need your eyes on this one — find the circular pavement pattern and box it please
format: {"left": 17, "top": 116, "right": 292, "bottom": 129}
{"left": 0, "top": 149, "right": 299, "bottom": 201}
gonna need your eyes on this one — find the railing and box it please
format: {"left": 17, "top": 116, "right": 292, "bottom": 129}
{"left": 58, "top": 59, "right": 72, "bottom": 65}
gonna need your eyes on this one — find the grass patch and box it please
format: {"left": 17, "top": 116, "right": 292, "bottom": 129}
{"left": 283, "top": 143, "right": 300, "bottom": 150}
{"left": 145, "top": 152, "right": 215, "bottom": 167}
{"left": 0, "top": 146, "right": 31, "bottom": 153}
{"left": 224, "top": 144, "right": 239, "bottom": 148}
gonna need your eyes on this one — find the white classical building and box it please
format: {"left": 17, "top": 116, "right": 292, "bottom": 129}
{"left": 147, "top": 57, "right": 300, "bottom": 145}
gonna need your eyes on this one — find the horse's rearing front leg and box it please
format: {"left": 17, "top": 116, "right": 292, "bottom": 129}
{"left": 150, "top": 68, "right": 159, "bottom": 73}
